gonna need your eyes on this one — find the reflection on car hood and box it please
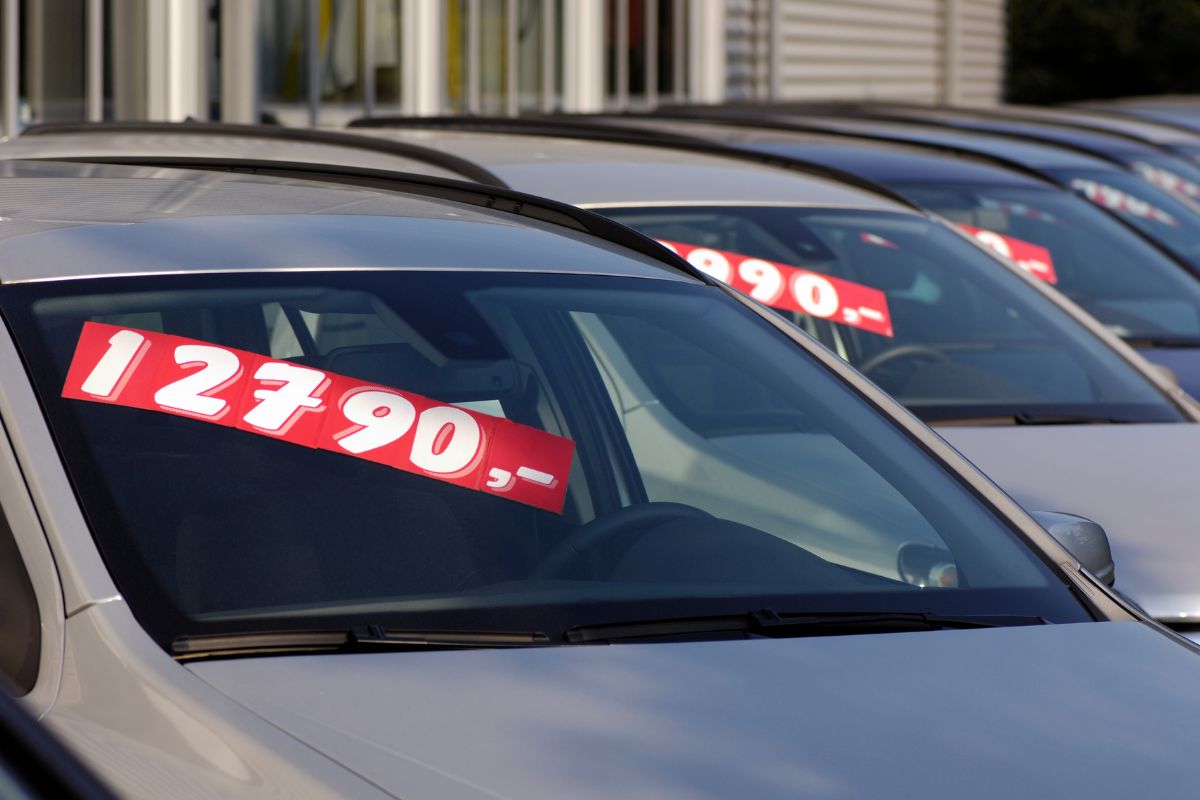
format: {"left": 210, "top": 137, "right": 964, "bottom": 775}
{"left": 190, "top": 622, "right": 1200, "bottom": 799}
{"left": 940, "top": 423, "right": 1200, "bottom": 621}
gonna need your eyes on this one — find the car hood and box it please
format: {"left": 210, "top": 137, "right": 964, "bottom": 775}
{"left": 939, "top": 423, "right": 1200, "bottom": 621}
{"left": 189, "top": 621, "right": 1200, "bottom": 800}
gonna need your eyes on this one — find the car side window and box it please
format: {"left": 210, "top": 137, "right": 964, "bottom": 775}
{"left": 0, "top": 511, "right": 39, "bottom": 695}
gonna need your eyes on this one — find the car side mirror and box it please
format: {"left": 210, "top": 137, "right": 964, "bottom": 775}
{"left": 1030, "top": 511, "right": 1115, "bottom": 587}
{"left": 1149, "top": 363, "right": 1180, "bottom": 387}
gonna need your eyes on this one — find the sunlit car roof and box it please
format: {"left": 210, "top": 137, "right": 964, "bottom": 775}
{"left": 834, "top": 103, "right": 1200, "bottom": 148}
{"left": 0, "top": 160, "right": 688, "bottom": 283}
{"left": 0, "top": 124, "right": 487, "bottom": 182}
{"left": 747, "top": 113, "right": 1119, "bottom": 172}
{"left": 597, "top": 118, "right": 1059, "bottom": 187}
{"left": 347, "top": 127, "right": 910, "bottom": 209}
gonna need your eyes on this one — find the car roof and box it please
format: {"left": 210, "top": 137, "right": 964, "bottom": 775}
{"left": 593, "top": 116, "right": 1059, "bottom": 188}
{"left": 1097, "top": 105, "right": 1200, "bottom": 132}
{"left": 0, "top": 122, "right": 502, "bottom": 185}
{"left": 0, "top": 160, "right": 691, "bottom": 284}
{"left": 859, "top": 110, "right": 1162, "bottom": 162}
{"left": 905, "top": 104, "right": 1200, "bottom": 147}
{"left": 344, "top": 125, "right": 913, "bottom": 211}
{"left": 724, "top": 112, "right": 1120, "bottom": 172}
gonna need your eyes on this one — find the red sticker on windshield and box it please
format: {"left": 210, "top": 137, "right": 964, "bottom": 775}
{"left": 955, "top": 224, "right": 1058, "bottom": 285}
{"left": 658, "top": 240, "right": 894, "bottom": 338}
{"left": 62, "top": 322, "right": 575, "bottom": 513}
{"left": 1134, "top": 162, "right": 1200, "bottom": 200}
{"left": 1070, "top": 178, "right": 1180, "bottom": 227}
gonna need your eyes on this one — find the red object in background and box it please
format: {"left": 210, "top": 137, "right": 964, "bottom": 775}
{"left": 956, "top": 224, "right": 1058, "bottom": 285}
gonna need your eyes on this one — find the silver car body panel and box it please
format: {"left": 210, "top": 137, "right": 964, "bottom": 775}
{"left": 349, "top": 128, "right": 907, "bottom": 209}
{"left": 46, "top": 602, "right": 390, "bottom": 799}
{"left": 0, "top": 163, "right": 684, "bottom": 282}
{"left": 188, "top": 620, "right": 1200, "bottom": 800}
{"left": 992, "top": 104, "right": 1200, "bottom": 146}
{"left": 751, "top": 113, "right": 1120, "bottom": 171}
{"left": 940, "top": 423, "right": 1200, "bottom": 621}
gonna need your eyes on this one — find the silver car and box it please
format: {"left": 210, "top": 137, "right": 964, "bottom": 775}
{"left": 3, "top": 157, "right": 1200, "bottom": 799}
{"left": 343, "top": 118, "right": 1200, "bottom": 636}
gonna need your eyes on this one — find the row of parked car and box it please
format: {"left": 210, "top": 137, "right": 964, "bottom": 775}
{"left": 4, "top": 97, "right": 1200, "bottom": 798}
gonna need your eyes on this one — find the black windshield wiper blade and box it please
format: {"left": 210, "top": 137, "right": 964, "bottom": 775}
{"left": 565, "top": 609, "right": 1046, "bottom": 644}
{"left": 1123, "top": 336, "right": 1200, "bottom": 349}
{"left": 1013, "top": 412, "right": 1141, "bottom": 425}
{"left": 173, "top": 625, "right": 551, "bottom": 660}
{"left": 928, "top": 412, "right": 1141, "bottom": 426}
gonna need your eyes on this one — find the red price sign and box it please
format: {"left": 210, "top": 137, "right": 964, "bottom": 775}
{"left": 1070, "top": 178, "right": 1180, "bottom": 227}
{"left": 62, "top": 322, "right": 575, "bottom": 513}
{"left": 659, "top": 239, "right": 894, "bottom": 338}
{"left": 1134, "top": 162, "right": 1200, "bottom": 200}
{"left": 956, "top": 224, "right": 1058, "bottom": 285}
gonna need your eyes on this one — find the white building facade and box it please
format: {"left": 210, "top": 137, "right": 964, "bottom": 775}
{"left": 1, "top": 0, "right": 1005, "bottom": 138}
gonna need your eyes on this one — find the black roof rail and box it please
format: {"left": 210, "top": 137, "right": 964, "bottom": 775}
{"left": 1053, "top": 104, "right": 1200, "bottom": 140}
{"left": 18, "top": 120, "right": 509, "bottom": 189}
{"left": 754, "top": 106, "right": 1162, "bottom": 171}
{"left": 346, "top": 113, "right": 926, "bottom": 212}
{"left": 635, "top": 108, "right": 1200, "bottom": 279}
{"left": 32, "top": 155, "right": 702, "bottom": 281}
{"left": 628, "top": 107, "right": 1070, "bottom": 188}
{"left": 852, "top": 101, "right": 1171, "bottom": 149}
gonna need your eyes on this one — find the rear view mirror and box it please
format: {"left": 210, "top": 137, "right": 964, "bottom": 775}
{"left": 897, "top": 543, "right": 958, "bottom": 588}
{"left": 1030, "top": 511, "right": 1115, "bottom": 587}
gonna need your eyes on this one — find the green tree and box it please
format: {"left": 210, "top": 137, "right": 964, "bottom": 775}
{"left": 1007, "top": 0, "right": 1200, "bottom": 103}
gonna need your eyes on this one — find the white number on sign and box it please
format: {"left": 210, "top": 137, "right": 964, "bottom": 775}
{"left": 790, "top": 273, "right": 840, "bottom": 318}
{"left": 337, "top": 389, "right": 417, "bottom": 454}
{"left": 242, "top": 362, "right": 328, "bottom": 432}
{"left": 738, "top": 259, "right": 784, "bottom": 304}
{"left": 80, "top": 329, "right": 147, "bottom": 399}
{"left": 410, "top": 406, "right": 483, "bottom": 475}
{"left": 153, "top": 345, "right": 242, "bottom": 419}
{"left": 684, "top": 248, "right": 732, "bottom": 283}
{"left": 971, "top": 230, "right": 1013, "bottom": 260}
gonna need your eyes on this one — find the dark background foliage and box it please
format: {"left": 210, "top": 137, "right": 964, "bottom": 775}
{"left": 1007, "top": 0, "right": 1200, "bottom": 103}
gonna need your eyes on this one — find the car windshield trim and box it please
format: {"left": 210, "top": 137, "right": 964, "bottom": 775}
{"left": 904, "top": 403, "right": 1180, "bottom": 425}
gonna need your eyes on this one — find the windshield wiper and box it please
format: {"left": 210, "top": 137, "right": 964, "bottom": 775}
{"left": 173, "top": 624, "right": 551, "bottom": 660}
{"left": 1123, "top": 336, "right": 1200, "bottom": 349}
{"left": 1012, "top": 412, "right": 1142, "bottom": 425}
{"left": 928, "top": 412, "right": 1145, "bottom": 426}
{"left": 565, "top": 609, "right": 1046, "bottom": 644}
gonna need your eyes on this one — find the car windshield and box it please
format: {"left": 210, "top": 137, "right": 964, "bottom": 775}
{"left": 3, "top": 270, "right": 1090, "bottom": 650}
{"left": 598, "top": 206, "right": 1181, "bottom": 423}
{"left": 892, "top": 183, "right": 1200, "bottom": 341}
{"left": 1044, "top": 167, "right": 1200, "bottom": 268}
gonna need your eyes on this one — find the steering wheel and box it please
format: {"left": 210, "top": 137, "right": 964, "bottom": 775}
{"left": 532, "top": 502, "right": 712, "bottom": 579}
{"left": 858, "top": 345, "right": 951, "bottom": 377}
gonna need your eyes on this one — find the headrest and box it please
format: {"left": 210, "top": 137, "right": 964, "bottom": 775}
{"left": 322, "top": 343, "right": 520, "bottom": 402}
